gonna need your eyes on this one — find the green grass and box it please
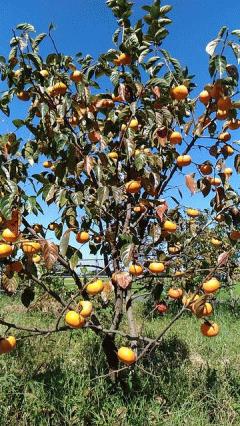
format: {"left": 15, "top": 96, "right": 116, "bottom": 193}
{"left": 0, "top": 294, "right": 240, "bottom": 426}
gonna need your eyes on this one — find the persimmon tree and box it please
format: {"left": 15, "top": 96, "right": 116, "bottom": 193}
{"left": 0, "top": 0, "right": 240, "bottom": 378}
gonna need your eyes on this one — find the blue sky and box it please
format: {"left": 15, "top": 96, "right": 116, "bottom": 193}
{"left": 0, "top": 0, "right": 240, "bottom": 258}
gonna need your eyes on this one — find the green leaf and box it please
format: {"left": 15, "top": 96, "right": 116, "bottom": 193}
{"left": 27, "top": 52, "right": 42, "bottom": 70}
{"left": 160, "top": 5, "right": 172, "bottom": 14}
{"left": 124, "top": 139, "right": 135, "bottom": 160}
{"left": 232, "top": 30, "right": 240, "bottom": 38}
{"left": 12, "top": 119, "right": 24, "bottom": 128}
{"left": 71, "top": 191, "right": 83, "bottom": 206}
{"left": 134, "top": 152, "right": 146, "bottom": 171}
{"left": 16, "top": 23, "right": 35, "bottom": 32}
{"left": 112, "top": 186, "right": 124, "bottom": 204}
{"left": 229, "top": 42, "right": 240, "bottom": 64}
{"left": 214, "top": 55, "right": 227, "bottom": 76}
{"left": 31, "top": 33, "right": 47, "bottom": 50}
{"left": 147, "top": 77, "right": 168, "bottom": 88}
{"left": 0, "top": 195, "right": 15, "bottom": 219}
{"left": 217, "top": 26, "right": 227, "bottom": 38}
{"left": 206, "top": 38, "right": 220, "bottom": 56}
{"left": 69, "top": 250, "right": 81, "bottom": 270}
{"left": 125, "top": 33, "right": 139, "bottom": 49}
{"left": 209, "top": 56, "right": 216, "bottom": 77}
{"left": 9, "top": 46, "right": 17, "bottom": 62}
{"left": 97, "top": 186, "right": 109, "bottom": 208}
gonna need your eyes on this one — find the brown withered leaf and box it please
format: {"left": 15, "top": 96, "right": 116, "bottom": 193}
{"left": 234, "top": 154, "right": 240, "bottom": 174}
{"left": 184, "top": 119, "right": 193, "bottom": 135}
{"left": 156, "top": 200, "right": 168, "bottom": 221}
{"left": 215, "top": 186, "right": 225, "bottom": 209}
{"left": 118, "top": 83, "right": 126, "bottom": 101}
{"left": 112, "top": 272, "right": 132, "bottom": 289}
{"left": 1, "top": 143, "right": 8, "bottom": 160}
{"left": 155, "top": 126, "right": 167, "bottom": 147}
{"left": 101, "top": 280, "right": 114, "bottom": 303}
{"left": 216, "top": 158, "right": 225, "bottom": 172}
{"left": 152, "top": 86, "right": 161, "bottom": 98}
{"left": 1, "top": 273, "right": 18, "bottom": 295}
{"left": 185, "top": 174, "right": 197, "bottom": 194}
{"left": 84, "top": 155, "right": 94, "bottom": 176}
{"left": 198, "top": 177, "right": 211, "bottom": 197}
{"left": 218, "top": 251, "right": 229, "bottom": 266}
{"left": 194, "top": 295, "right": 208, "bottom": 318}
{"left": 40, "top": 240, "right": 58, "bottom": 270}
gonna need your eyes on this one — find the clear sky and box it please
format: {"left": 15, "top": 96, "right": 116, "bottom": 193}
{"left": 0, "top": 0, "right": 240, "bottom": 259}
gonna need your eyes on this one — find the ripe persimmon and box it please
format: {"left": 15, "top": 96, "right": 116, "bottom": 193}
{"left": 210, "top": 177, "right": 221, "bottom": 186}
{"left": 202, "top": 277, "right": 221, "bottom": 294}
{"left": 2, "top": 228, "right": 19, "bottom": 243}
{"left": 125, "top": 180, "right": 141, "bottom": 194}
{"left": 39, "top": 69, "right": 49, "bottom": 78}
{"left": 86, "top": 279, "right": 104, "bottom": 295}
{"left": 168, "top": 288, "right": 183, "bottom": 299}
{"left": 79, "top": 300, "right": 93, "bottom": 318}
{"left": 199, "top": 90, "right": 211, "bottom": 105}
{"left": 70, "top": 70, "right": 83, "bottom": 83}
{"left": 65, "top": 311, "right": 85, "bottom": 328}
{"left": 0, "top": 336, "right": 16, "bottom": 354}
{"left": 148, "top": 262, "right": 164, "bottom": 274}
{"left": 21, "top": 241, "right": 41, "bottom": 254}
{"left": 218, "top": 132, "right": 231, "bottom": 142}
{"left": 117, "top": 347, "right": 136, "bottom": 365}
{"left": 171, "top": 85, "right": 188, "bottom": 100}
{"left": 227, "top": 119, "right": 240, "bottom": 130}
{"left": 0, "top": 243, "right": 14, "bottom": 258}
{"left": 221, "top": 145, "right": 234, "bottom": 156}
{"left": 108, "top": 151, "right": 118, "bottom": 160}
{"left": 216, "top": 109, "right": 228, "bottom": 120}
{"left": 200, "top": 322, "right": 219, "bottom": 337}
{"left": 114, "top": 53, "right": 132, "bottom": 66}
{"left": 129, "top": 118, "right": 139, "bottom": 130}
{"left": 53, "top": 82, "right": 67, "bottom": 96}
{"left": 17, "top": 91, "right": 30, "bottom": 101}
{"left": 208, "top": 82, "right": 223, "bottom": 99}
{"left": 186, "top": 208, "right": 200, "bottom": 218}
{"left": 156, "top": 302, "right": 168, "bottom": 314}
{"left": 162, "top": 220, "right": 177, "bottom": 233}
{"left": 176, "top": 155, "right": 192, "bottom": 167}
{"left": 223, "top": 167, "right": 233, "bottom": 177}
{"left": 199, "top": 163, "right": 213, "bottom": 175}
{"left": 43, "top": 161, "right": 52, "bottom": 168}
{"left": 129, "top": 263, "right": 143, "bottom": 276}
{"left": 169, "top": 131, "right": 182, "bottom": 145}
{"left": 76, "top": 231, "right": 89, "bottom": 243}
{"left": 210, "top": 237, "right": 222, "bottom": 247}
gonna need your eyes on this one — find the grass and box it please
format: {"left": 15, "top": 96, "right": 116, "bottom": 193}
{"left": 0, "top": 292, "right": 240, "bottom": 425}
